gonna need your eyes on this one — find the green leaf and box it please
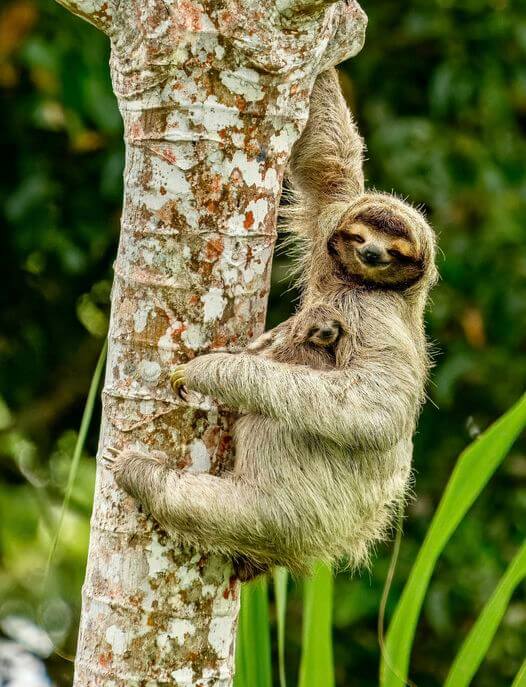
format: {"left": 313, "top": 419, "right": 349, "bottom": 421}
{"left": 44, "top": 340, "right": 107, "bottom": 579}
{"left": 381, "top": 392, "right": 526, "bottom": 687}
{"left": 234, "top": 577, "right": 272, "bottom": 687}
{"left": 298, "top": 562, "right": 334, "bottom": 687}
{"left": 512, "top": 659, "right": 526, "bottom": 687}
{"left": 444, "top": 540, "right": 526, "bottom": 687}
{"left": 274, "top": 567, "right": 288, "bottom": 687}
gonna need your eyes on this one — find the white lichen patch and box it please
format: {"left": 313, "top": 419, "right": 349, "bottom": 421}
{"left": 105, "top": 625, "right": 128, "bottom": 655}
{"left": 197, "top": 96, "right": 243, "bottom": 132}
{"left": 201, "top": 287, "right": 227, "bottom": 323}
{"left": 138, "top": 360, "right": 162, "bottom": 384}
{"left": 181, "top": 323, "right": 208, "bottom": 350}
{"left": 244, "top": 198, "right": 269, "bottom": 231}
{"left": 147, "top": 533, "right": 169, "bottom": 577}
{"left": 176, "top": 562, "right": 201, "bottom": 590}
{"left": 224, "top": 151, "right": 263, "bottom": 187}
{"left": 139, "top": 399, "right": 156, "bottom": 416}
{"left": 208, "top": 616, "right": 237, "bottom": 659}
{"left": 263, "top": 167, "right": 279, "bottom": 191}
{"left": 167, "top": 618, "right": 196, "bottom": 646}
{"left": 171, "top": 667, "right": 194, "bottom": 685}
{"left": 133, "top": 302, "right": 151, "bottom": 333}
{"left": 142, "top": 157, "right": 191, "bottom": 210}
{"left": 269, "top": 123, "right": 299, "bottom": 154}
{"left": 219, "top": 68, "right": 264, "bottom": 102}
{"left": 187, "top": 438, "right": 211, "bottom": 473}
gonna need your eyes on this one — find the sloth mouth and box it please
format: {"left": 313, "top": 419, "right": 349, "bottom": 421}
{"left": 357, "top": 255, "right": 391, "bottom": 268}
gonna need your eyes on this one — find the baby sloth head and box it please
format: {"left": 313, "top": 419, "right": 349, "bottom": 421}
{"left": 306, "top": 320, "right": 342, "bottom": 347}
{"left": 328, "top": 193, "right": 437, "bottom": 292}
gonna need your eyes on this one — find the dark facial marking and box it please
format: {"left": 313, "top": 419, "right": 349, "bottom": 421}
{"left": 355, "top": 210, "right": 410, "bottom": 239}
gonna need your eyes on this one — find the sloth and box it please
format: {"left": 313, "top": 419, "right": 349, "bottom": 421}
{"left": 245, "top": 302, "right": 348, "bottom": 369}
{"left": 105, "top": 67, "right": 438, "bottom": 578}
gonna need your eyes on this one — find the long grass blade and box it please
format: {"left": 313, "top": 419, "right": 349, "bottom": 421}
{"left": 298, "top": 562, "right": 334, "bottom": 687}
{"left": 512, "top": 659, "right": 526, "bottom": 687}
{"left": 444, "top": 541, "right": 526, "bottom": 687}
{"left": 234, "top": 577, "right": 272, "bottom": 687}
{"left": 273, "top": 567, "right": 289, "bottom": 687}
{"left": 45, "top": 339, "right": 107, "bottom": 578}
{"left": 381, "top": 392, "right": 526, "bottom": 687}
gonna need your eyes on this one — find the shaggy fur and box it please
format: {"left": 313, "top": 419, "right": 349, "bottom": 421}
{"left": 107, "top": 68, "right": 438, "bottom": 578}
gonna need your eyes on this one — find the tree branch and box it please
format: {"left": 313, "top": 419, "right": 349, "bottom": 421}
{"left": 54, "top": 0, "right": 114, "bottom": 33}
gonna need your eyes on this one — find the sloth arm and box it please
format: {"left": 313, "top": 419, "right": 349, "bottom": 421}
{"left": 185, "top": 352, "right": 419, "bottom": 451}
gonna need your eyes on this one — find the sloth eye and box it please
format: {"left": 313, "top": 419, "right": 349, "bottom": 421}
{"left": 388, "top": 249, "right": 409, "bottom": 261}
{"left": 348, "top": 233, "right": 364, "bottom": 243}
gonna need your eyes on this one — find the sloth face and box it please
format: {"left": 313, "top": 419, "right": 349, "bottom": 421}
{"left": 329, "top": 216, "right": 425, "bottom": 289}
{"left": 306, "top": 320, "right": 342, "bottom": 348}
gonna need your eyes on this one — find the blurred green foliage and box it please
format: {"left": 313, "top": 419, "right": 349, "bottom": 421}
{"left": 0, "top": 0, "right": 525, "bottom": 685}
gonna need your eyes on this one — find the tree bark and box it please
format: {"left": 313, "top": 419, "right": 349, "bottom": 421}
{"left": 54, "top": 1, "right": 367, "bottom": 684}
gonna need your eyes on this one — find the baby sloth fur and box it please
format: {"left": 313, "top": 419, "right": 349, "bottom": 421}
{"left": 107, "top": 68, "right": 438, "bottom": 578}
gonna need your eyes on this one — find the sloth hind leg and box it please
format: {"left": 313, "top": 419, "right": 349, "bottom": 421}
{"left": 111, "top": 449, "right": 312, "bottom": 576}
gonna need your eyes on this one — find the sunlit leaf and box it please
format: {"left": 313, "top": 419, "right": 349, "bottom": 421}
{"left": 444, "top": 540, "right": 526, "bottom": 687}
{"left": 44, "top": 340, "right": 107, "bottom": 578}
{"left": 234, "top": 577, "right": 272, "bottom": 687}
{"left": 299, "top": 563, "right": 334, "bottom": 687}
{"left": 273, "top": 567, "right": 288, "bottom": 687}
{"left": 381, "top": 392, "right": 526, "bottom": 687}
{"left": 512, "top": 658, "right": 526, "bottom": 687}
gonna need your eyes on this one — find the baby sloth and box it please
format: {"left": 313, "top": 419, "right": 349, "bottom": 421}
{"left": 106, "top": 67, "right": 438, "bottom": 578}
{"left": 246, "top": 302, "right": 347, "bottom": 369}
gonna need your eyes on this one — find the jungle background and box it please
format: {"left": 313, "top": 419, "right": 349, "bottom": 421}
{"left": 1, "top": 0, "right": 525, "bottom": 685}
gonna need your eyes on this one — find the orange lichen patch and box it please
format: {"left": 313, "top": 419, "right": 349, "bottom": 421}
{"left": 202, "top": 426, "right": 221, "bottom": 452}
{"left": 243, "top": 211, "right": 254, "bottom": 229}
{"left": 223, "top": 576, "right": 237, "bottom": 600}
{"left": 205, "top": 238, "right": 224, "bottom": 261}
{"left": 127, "top": 120, "right": 145, "bottom": 142}
{"left": 160, "top": 147, "right": 178, "bottom": 165}
{"left": 235, "top": 95, "right": 247, "bottom": 112}
{"left": 210, "top": 175, "right": 222, "bottom": 196}
{"left": 178, "top": 0, "right": 202, "bottom": 31}
{"left": 211, "top": 332, "right": 229, "bottom": 348}
{"left": 98, "top": 651, "right": 113, "bottom": 668}
{"left": 156, "top": 200, "right": 189, "bottom": 229}
{"left": 244, "top": 245, "right": 254, "bottom": 266}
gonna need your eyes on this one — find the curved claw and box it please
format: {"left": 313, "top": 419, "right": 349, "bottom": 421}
{"left": 170, "top": 364, "right": 188, "bottom": 394}
{"left": 178, "top": 384, "right": 190, "bottom": 402}
{"left": 101, "top": 446, "right": 120, "bottom": 465}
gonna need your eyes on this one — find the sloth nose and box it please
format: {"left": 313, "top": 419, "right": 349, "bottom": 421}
{"left": 360, "top": 245, "right": 383, "bottom": 265}
{"left": 319, "top": 328, "right": 335, "bottom": 339}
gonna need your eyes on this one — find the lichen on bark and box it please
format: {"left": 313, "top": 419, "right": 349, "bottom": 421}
{"left": 53, "top": 0, "right": 367, "bottom": 684}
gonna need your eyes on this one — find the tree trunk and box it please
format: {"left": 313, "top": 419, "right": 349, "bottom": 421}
{"left": 53, "top": 1, "right": 367, "bottom": 684}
